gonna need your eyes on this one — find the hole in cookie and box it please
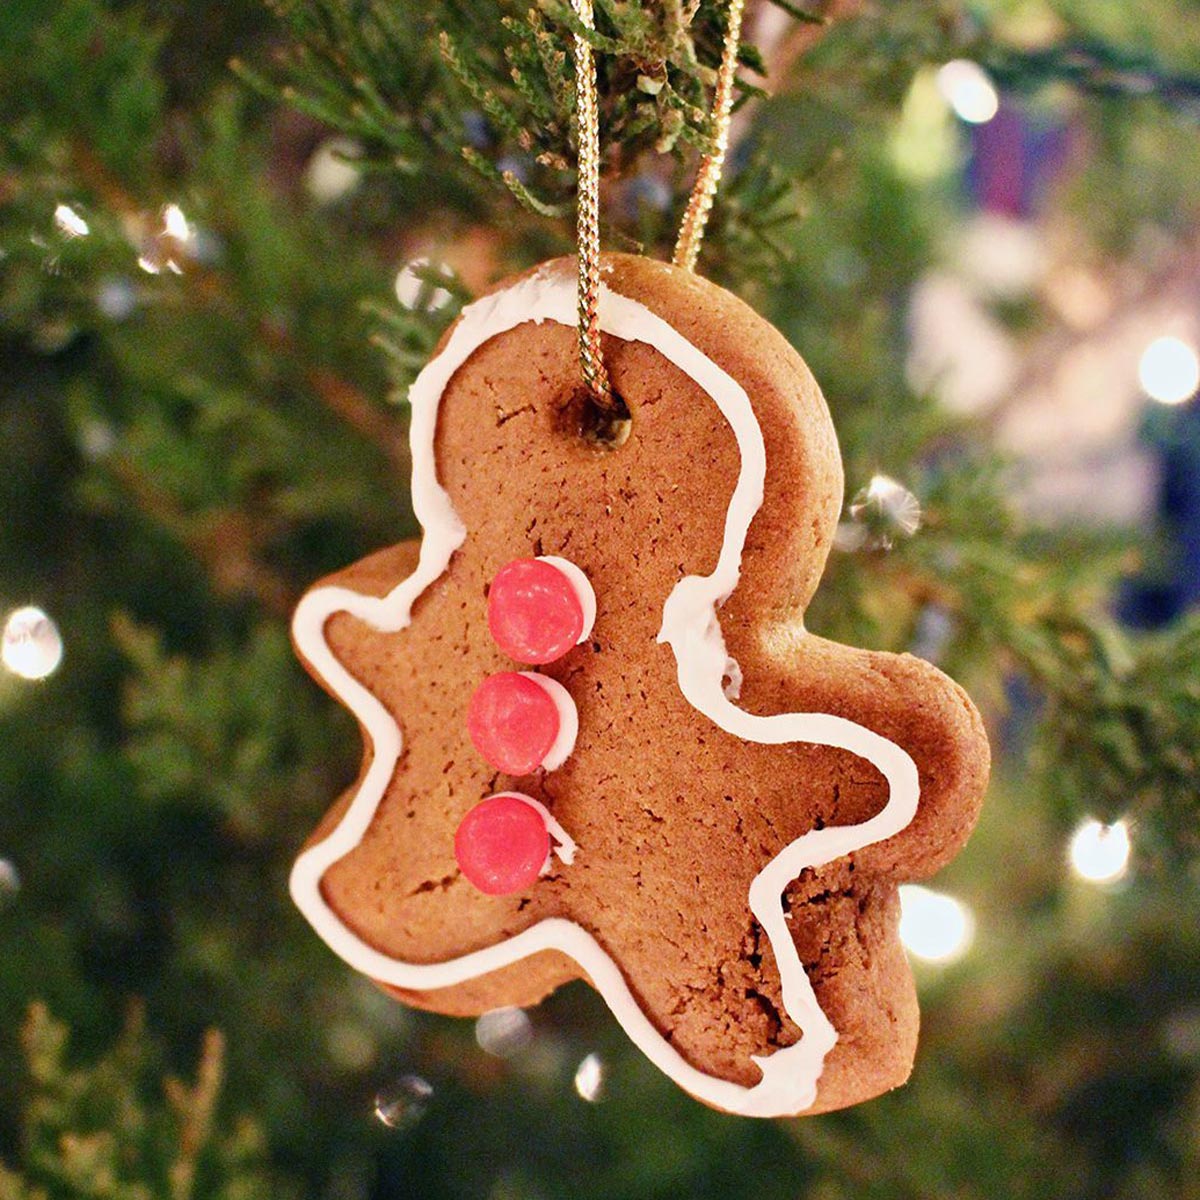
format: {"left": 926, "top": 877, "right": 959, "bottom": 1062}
{"left": 562, "top": 385, "right": 631, "bottom": 449}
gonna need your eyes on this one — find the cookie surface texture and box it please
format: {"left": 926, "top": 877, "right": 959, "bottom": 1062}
{"left": 291, "top": 253, "right": 990, "bottom": 1117}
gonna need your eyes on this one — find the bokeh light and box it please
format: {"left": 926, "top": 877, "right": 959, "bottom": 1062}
{"left": 936, "top": 60, "right": 1000, "bottom": 124}
{"left": 305, "top": 137, "right": 364, "bottom": 204}
{"left": 475, "top": 1006, "right": 533, "bottom": 1058}
{"left": 162, "top": 203, "right": 192, "bottom": 243}
{"left": 53, "top": 202, "right": 89, "bottom": 238}
{"left": 1068, "top": 818, "right": 1131, "bottom": 884}
{"left": 837, "top": 473, "right": 922, "bottom": 552}
{"left": 2, "top": 606, "right": 63, "bottom": 680}
{"left": 1138, "top": 336, "right": 1199, "bottom": 404}
{"left": 0, "top": 860, "right": 19, "bottom": 906}
{"left": 395, "top": 257, "right": 453, "bottom": 312}
{"left": 373, "top": 1074, "right": 433, "bottom": 1130}
{"left": 899, "top": 885, "right": 975, "bottom": 964}
{"left": 573, "top": 1052, "right": 605, "bottom": 1102}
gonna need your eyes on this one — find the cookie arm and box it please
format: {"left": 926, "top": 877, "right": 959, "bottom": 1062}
{"left": 753, "top": 629, "right": 990, "bottom": 878}
{"left": 301, "top": 539, "right": 424, "bottom": 606}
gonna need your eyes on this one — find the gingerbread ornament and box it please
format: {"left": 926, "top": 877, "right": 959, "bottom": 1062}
{"left": 290, "top": 253, "right": 989, "bottom": 1116}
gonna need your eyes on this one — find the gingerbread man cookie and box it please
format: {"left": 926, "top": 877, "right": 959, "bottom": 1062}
{"left": 291, "top": 254, "right": 989, "bottom": 1116}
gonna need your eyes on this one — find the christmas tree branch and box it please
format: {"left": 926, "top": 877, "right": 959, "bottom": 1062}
{"left": 985, "top": 36, "right": 1200, "bottom": 111}
{"left": 4, "top": 1004, "right": 271, "bottom": 1198}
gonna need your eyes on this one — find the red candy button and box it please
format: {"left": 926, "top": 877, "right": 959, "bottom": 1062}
{"left": 454, "top": 793, "right": 551, "bottom": 895}
{"left": 467, "top": 672, "right": 565, "bottom": 775}
{"left": 487, "top": 557, "right": 591, "bottom": 665}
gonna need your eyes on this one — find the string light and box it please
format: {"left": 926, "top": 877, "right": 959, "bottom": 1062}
{"left": 305, "top": 137, "right": 364, "bottom": 204}
{"left": 475, "top": 1006, "right": 533, "bottom": 1058}
{"left": 2, "top": 606, "right": 63, "bottom": 680}
{"left": 898, "top": 884, "right": 975, "bottom": 964}
{"left": 394, "top": 258, "right": 453, "bottom": 312}
{"left": 96, "top": 277, "right": 139, "bottom": 322}
{"left": 0, "top": 859, "right": 19, "bottom": 906}
{"left": 936, "top": 60, "right": 1000, "bottom": 125}
{"left": 161, "top": 203, "right": 192, "bottom": 244}
{"left": 136, "top": 204, "right": 195, "bottom": 275}
{"left": 1068, "top": 818, "right": 1131, "bottom": 884}
{"left": 53, "top": 203, "right": 90, "bottom": 238}
{"left": 836, "top": 474, "right": 922, "bottom": 552}
{"left": 573, "top": 1052, "right": 605, "bottom": 1102}
{"left": 1138, "top": 336, "right": 1199, "bottom": 405}
{"left": 856, "top": 474, "right": 921, "bottom": 537}
{"left": 137, "top": 251, "right": 174, "bottom": 276}
{"left": 373, "top": 1074, "right": 433, "bottom": 1130}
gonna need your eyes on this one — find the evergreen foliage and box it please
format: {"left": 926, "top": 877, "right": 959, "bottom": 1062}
{"left": 1, "top": 1004, "right": 269, "bottom": 1199}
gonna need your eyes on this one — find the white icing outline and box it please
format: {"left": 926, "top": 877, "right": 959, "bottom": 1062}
{"left": 290, "top": 265, "right": 919, "bottom": 1116}
{"left": 536, "top": 555, "right": 596, "bottom": 643}
{"left": 520, "top": 673, "right": 578, "bottom": 771}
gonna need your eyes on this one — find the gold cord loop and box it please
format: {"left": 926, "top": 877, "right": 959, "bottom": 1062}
{"left": 673, "top": 0, "right": 747, "bottom": 273}
{"left": 570, "top": 0, "right": 614, "bottom": 409}
{"left": 568, "top": 0, "right": 746, "bottom": 402}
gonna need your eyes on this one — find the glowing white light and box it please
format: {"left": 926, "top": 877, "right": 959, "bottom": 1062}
{"left": 936, "top": 60, "right": 1000, "bottom": 124}
{"left": 305, "top": 137, "right": 364, "bottom": 204}
{"left": 1138, "top": 336, "right": 1199, "bottom": 405}
{"left": 573, "top": 1052, "right": 605, "bottom": 1102}
{"left": 79, "top": 419, "right": 117, "bottom": 460}
{"left": 861, "top": 474, "right": 922, "bottom": 536}
{"left": 2, "top": 606, "right": 63, "bottom": 680}
{"left": 475, "top": 1006, "right": 533, "bottom": 1058}
{"left": 162, "top": 203, "right": 193, "bottom": 243}
{"left": 54, "top": 203, "right": 90, "bottom": 238}
{"left": 898, "top": 885, "right": 975, "bottom": 964}
{"left": 395, "top": 258, "right": 453, "bottom": 312}
{"left": 0, "top": 859, "right": 19, "bottom": 902}
{"left": 1068, "top": 818, "right": 1131, "bottom": 884}
{"left": 373, "top": 1074, "right": 433, "bottom": 1130}
{"left": 837, "top": 473, "right": 922, "bottom": 552}
{"left": 96, "top": 277, "right": 138, "bottom": 322}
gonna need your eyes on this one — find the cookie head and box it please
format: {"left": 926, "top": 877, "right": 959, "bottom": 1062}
{"left": 290, "top": 253, "right": 989, "bottom": 1116}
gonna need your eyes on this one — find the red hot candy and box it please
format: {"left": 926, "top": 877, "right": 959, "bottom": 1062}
{"left": 486, "top": 557, "right": 594, "bottom": 665}
{"left": 454, "top": 793, "right": 552, "bottom": 895}
{"left": 467, "top": 671, "right": 576, "bottom": 775}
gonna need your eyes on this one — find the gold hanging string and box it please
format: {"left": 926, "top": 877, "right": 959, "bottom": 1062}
{"left": 569, "top": 0, "right": 614, "bottom": 409}
{"left": 567, "top": 0, "right": 745, "bottom": 401}
{"left": 673, "top": 0, "right": 747, "bottom": 273}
